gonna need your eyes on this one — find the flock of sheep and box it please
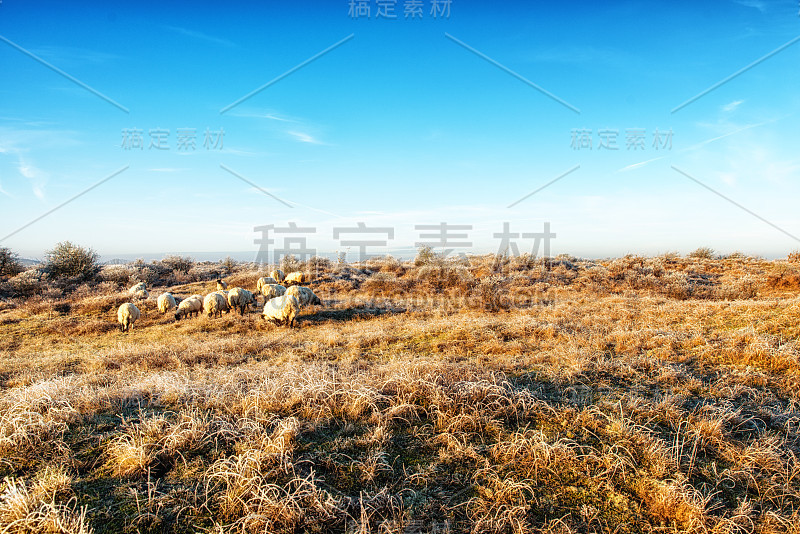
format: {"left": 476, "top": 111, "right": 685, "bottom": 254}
{"left": 116, "top": 269, "right": 321, "bottom": 332}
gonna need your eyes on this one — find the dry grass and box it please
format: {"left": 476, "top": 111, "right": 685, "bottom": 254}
{"left": 0, "top": 254, "right": 798, "bottom": 532}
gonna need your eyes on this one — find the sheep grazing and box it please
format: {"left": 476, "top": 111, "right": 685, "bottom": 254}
{"left": 284, "top": 271, "right": 311, "bottom": 285}
{"left": 286, "top": 285, "right": 322, "bottom": 307}
{"left": 174, "top": 297, "right": 202, "bottom": 320}
{"left": 117, "top": 303, "right": 140, "bottom": 333}
{"left": 129, "top": 282, "right": 149, "bottom": 300}
{"left": 270, "top": 269, "right": 286, "bottom": 283}
{"left": 132, "top": 289, "right": 149, "bottom": 299}
{"left": 204, "top": 292, "right": 228, "bottom": 318}
{"left": 213, "top": 291, "right": 231, "bottom": 314}
{"left": 260, "top": 283, "right": 287, "bottom": 300}
{"left": 128, "top": 282, "right": 146, "bottom": 295}
{"left": 157, "top": 292, "right": 177, "bottom": 314}
{"left": 255, "top": 276, "right": 278, "bottom": 293}
{"left": 216, "top": 279, "right": 228, "bottom": 291}
{"left": 227, "top": 287, "right": 256, "bottom": 315}
{"left": 262, "top": 294, "right": 300, "bottom": 327}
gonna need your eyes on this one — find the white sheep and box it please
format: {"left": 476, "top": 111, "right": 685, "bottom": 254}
{"left": 117, "top": 303, "right": 140, "bottom": 333}
{"left": 271, "top": 269, "right": 286, "bottom": 282}
{"left": 260, "top": 283, "right": 287, "bottom": 300}
{"left": 262, "top": 294, "right": 300, "bottom": 327}
{"left": 157, "top": 292, "right": 177, "bottom": 314}
{"left": 129, "top": 282, "right": 149, "bottom": 300}
{"left": 132, "top": 289, "right": 149, "bottom": 300}
{"left": 227, "top": 287, "right": 256, "bottom": 315}
{"left": 174, "top": 297, "right": 202, "bottom": 320}
{"left": 286, "top": 285, "right": 322, "bottom": 307}
{"left": 284, "top": 271, "right": 311, "bottom": 285}
{"left": 213, "top": 290, "right": 230, "bottom": 313}
{"left": 128, "top": 282, "right": 147, "bottom": 295}
{"left": 255, "top": 276, "right": 277, "bottom": 293}
{"left": 216, "top": 279, "right": 228, "bottom": 291}
{"left": 204, "top": 292, "right": 228, "bottom": 318}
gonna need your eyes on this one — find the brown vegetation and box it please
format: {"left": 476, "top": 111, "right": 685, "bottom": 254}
{"left": 0, "top": 252, "right": 799, "bottom": 533}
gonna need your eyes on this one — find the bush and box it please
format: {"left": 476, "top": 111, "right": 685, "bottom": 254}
{"left": 220, "top": 256, "right": 237, "bottom": 275}
{"left": 0, "top": 247, "right": 24, "bottom": 278}
{"left": 689, "top": 247, "right": 716, "bottom": 260}
{"left": 306, "top": 255, "right": 332, "bottom": 274}
{"left": 9, "top": 269, "right": 46, "bottom": 297}
{"left": 100, "top": 265, "right": 132, "bottom": 286}
{"left": 767, "top": 265, "right": 800, "bottom": 290}
{"left": 414, "top": 246, "right": 439, "bottom": 266}
{"left": 44, "top": 241, "right": 100, "bottom": 281}
{"left": 280, "top": 254, "right": 303, "bottom": 274}
{"left": 162, "top": 255, "right": 194, "bottom": 274}
{"left": 470, "top": 275, "right": 512, "bottom": 311}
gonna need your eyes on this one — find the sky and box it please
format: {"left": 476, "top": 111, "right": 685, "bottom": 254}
{"left": 1, "top": 0, "right": 799, "bottom": 262}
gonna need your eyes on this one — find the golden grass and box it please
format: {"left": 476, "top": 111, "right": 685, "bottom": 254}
{"left": 0, "top": 255, "right": 798, "bottom": 532}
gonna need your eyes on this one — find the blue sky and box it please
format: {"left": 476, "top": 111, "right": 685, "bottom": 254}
{"left": 1, "top": 0, "right": 799, "bottom": 261}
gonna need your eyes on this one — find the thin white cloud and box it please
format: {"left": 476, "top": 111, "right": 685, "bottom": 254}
{"left": 687, "top": 118, "right": 776, "bottom": 151}
{"left": 227, "top": 109, "right": 298, "bottom": 122}
{"left": 288, "top": 131, "right": 324, "bottom": 145}
{"left": 264, "top": 113, "right": 294, "bottom": 122}
{"left": 733, "top": 0, "right": 767, "bottom": 12}
{"left": 163, "top": 25, "right": 235, "bottom": 47}
{"left": 29, "top": 45, "right": 121, "bottom": 66}
{"left": 17, "top": 155, "right": 48, "bottom": 200}
{"left": 722, "top": 100, "right": 744, "bottom": 112}
{"left": 0, "top": 174, "right": 12, "bottom": 198}
{"left": 616, "top": 155, "right": 668, "bottom": 173}
{"left": 148, "top": 168, "right": 187, "bottom": 173}
{"left": 0, "top": 126, "right": 83, "bottom": 201}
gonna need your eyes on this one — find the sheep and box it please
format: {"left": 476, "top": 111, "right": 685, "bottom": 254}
{"left": 284, "top": 271, "right": 311, "bottom": 285}
{"left": 129, "top": 282, "right": 149, "bottom": 300}
{"left": 260, "top": 283, "right": 287, "bottom": 300}
{"left": 227, "top": 287, "right": 256, "bottom": 315}
{"left": 131, "top": 289, "right": 149, "bottom": 299}
{"left": 216, "top": 279, "right": 228, "bottom": 291}
{"left": 204, "top": 292, "right": 228, "bottom": 318}
{"left": 157, "top": 292, "right": 177, "bottom": 314}
{"left": 262, "top": 294, "right": 300, "bottom": 327}
{"left": 271, "top": 269, "right": 286, "bottom": 283}
{"left": 255, "top": 276, "right": 278, "bottom": 293}
{"left": 174, "top": 297, "right": 202, "bottom": 320}
{"left": 213, "top": 290, "right": 231, "bottom": 313}
{"left": 117, "top": 303, "right": 140, "bottom": 333}
{"left": 286, "top": 285, "right": 322, "bottom": 307}
{"left": 128, "top": 282, "right": 146, "bottom": 295}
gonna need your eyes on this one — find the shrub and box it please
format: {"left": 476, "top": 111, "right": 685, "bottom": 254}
{"left": 470, "top": 275, "right": 512, "bottom": 311}
{"left": 689, "top": 247, "right": 716, "bottom": 259}
{"left": 767, "top": 265, "right": 800, "bottom": 290}
{"left": 44, "top": 241, "right": 100, "bottom": 281}
{"left": 100, "top": 265, "right": 132, "bottom": 286}
{"left": 220, "top": 256, "right": 237, "bottom": 275}
{"left": 412, "top": 262, "right": 475, "bottom": 293}
{"left": 414, "top": 245, "right": 439, "bottom": 266}
{"left": 0, "top": 247, "right": 24, "bottom": 278}
{"left": 306, "top": 255, "right": 332, "bottom": 274}
{"left": 280, "top": 254, "right": 303, "bottom": 274}
{"left": 8, "top": 269, "right": 46, "bottom": 297}
{"left": 788, "top": 250, "right": 800, "bottom": 263}
{"left": 162, "top": 255, "right": 194, "bottom": 274}
{"left": 187, "top": 262, "right": 222, "bottom": 282}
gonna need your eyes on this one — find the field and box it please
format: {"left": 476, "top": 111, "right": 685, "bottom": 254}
{"left": 1, "top": 253, "right": 799, "bottom": 533}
